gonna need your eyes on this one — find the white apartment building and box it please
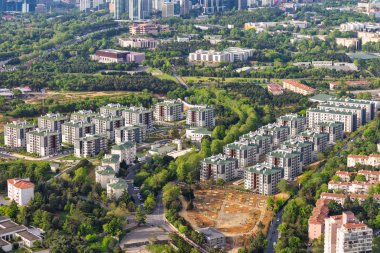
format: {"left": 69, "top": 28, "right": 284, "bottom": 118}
{"left": 119, "top": 37, "right": 159, "bottom": 49}
{"left": 324, "top": 98, "right": 376, "bottom": 123}
{"left": 111, "top": 141, "right": 136, "bottom": 165}
{"left": 186, "top": 105, "right": 215, "bottom": 128}
{"left": 358, "top": 170, "right": 380, "bottom": 182}
{"left": 244, "top": 163, "right": 284, "bottom": 195}
{"left": 7, "top": 178, "right": 34, "bottom": 206}
{"left": 335, "top": 171, "right": 355, "bottom": 182}
{"left": 240, "top": 132, "right": 273, "bottom": 156}
{"left": 154, "top": 100, "right": 184, "bottom": 122}
{"left": 314, "top": 121, "right": 344, "bottom": 145}
{"left": 317, "top": 104, "right": 365, "bottom": 127}
{"left": 200, "top": 154, "right": 238, "bottom": 182}
{"left": 101, "top": 154, "right": 121, "bottom": 173}
{"left": 298, "top": 130, "right": 329, "bottom": 160}
{"left": 335, "top": 38, "right": 360, "bottom": 49}
{"left": 95, "top": 166, "right": 115, "bottom": 189}
{"left": 281, "top": 139, "right": 314, "bottom": 166}
{"left": 258, "top": 123, "right": 290, "bottom": 147}
{"left": 347, "top": 154, "right": 380, "bottom": 167}
{"left": 92, "top": 114, "right": 124, "bottom": 141}
{"left": 189, "top": 47, "right": 253, "bottom": 63}
{"left": 100, "top": 103, "right": 126, "bottom": 117}
{"left": 185, "top": 128, "right": 212, "bottom": 143}
{"left": 267, "top": 149, "right": 302, "bottom": 181}
{"left": 358, "top": 31, "right": 380, "bottom": 45}
{"left": 74, "top": 134, "right": 107, "bottom": 158}
{"left": 70, "top": 110, "right": 98, "bottom": 123}
{"left": 328, "top": 180, "right": 376, "bottom": 194}
{"left": 282, "top": 80, "right": 316, "bottom": 95}
{"left": 4, "top": 121, "right": 36, "bottom": 148}
{"left": 26, "top": 129, "right": 61, "bottom": 157}
{"left": 277, "top": 113, "right": 306, "bottom": 137}
{"left": 306, "top": 108, "right": 357, "bottom": 133}
{"left": 224, "top": 141, "right": 259, "bottom": 176}
{"left": 122, "top": 107, "right": 153, "bottom": 130}
{"left": 61, "top": 120, "right": 94, "bottom": 145}
{"left": 107, "top": 178, "right": 128, "bottom": 199}
{"left": 114, "top": 124, "right": 146, "bottom": 144}
{"left": 38, "top": 113, "right": 69, "bottom": 132}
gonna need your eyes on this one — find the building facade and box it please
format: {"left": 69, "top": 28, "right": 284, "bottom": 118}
{"left": 111, "top": 141, "right": 137, "bottom": 165}
{"left": 154, "top": 100, "right": 183, "bottom": 122}
{"left": 123, "top": 107, "right": 153, "bottom": 129}
{"left": 277, "top": 114, "right": 306, "bottom": 137}
{"left": 26, "top": 129, "right": 61, "bottom": 157}
{"left": 244, "top": 163, "right": 283, "bottom": 195}
{"left": 92, "top": 114, "right": 124, "bottom": 141}
{"left": 186, "top": 105, "right": 215, "bottom": 128}
{"left": 200, "top": 154, "right": 238, "bottom": 182}
{"left": 267, "top": 149, "right": 302, "bottom": 181}
{"left": 61, "top": 120, "right": 94, "bottom": 145}
{"left": 74, "top": 134, "right": 107, "bottom": 158}
{"left": 95, "top": 166, "right": 115, "bottom": 189}
{"left": 114, "top": 124, "right": 146, "bottom": 144}
{"left": 282, "top": 79, "right": 315, "bottom": 95}
{"left": 7, "top": 178, "right": 34, "bottom": 206}
{"left": 38, "top": 113, "right": 69, "bottom": 132}
{"left": 4, "top": 121, "right": 36, "bottom": 148}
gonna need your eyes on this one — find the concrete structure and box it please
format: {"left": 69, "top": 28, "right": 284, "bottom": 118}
{"left": 298, "top": 130, "right": 329, "bottom": 160}
{"left": 91, "top": 49, "right": 145, "bottom": 64}
{"left": 197, "top": 227, "right": 225, "bottom": 248}
{"left": 277, "top": 114, "right": 306, "bottom": 137}
{"left": 7, "top": 178, "right": 34, "bottom": 206}
{"left": 92, "top": 114, "right": 124, "bottom": 141}
{"left": 282, "top": 79, "right": 315, "bottom": 95}
{"left": 358, "top": 31, "right": 380, "bottom": 45}
{"left": 202, "top": 0, "right": 225, "bottom": 14}
{"left": 328, "top": 180, "right": 376, "bottom": 194}
{"left": 111, "top": 141, "right": 136, "bottom": 165}
{"left": 200, "top": 154, "right": 238, "bottom": 182}
{"left": 335, "top": 38, "right": 360, "bottom": 49}
{"left": 100, "top": 103, "right": 126, "bottom": 117}
{"left": 123, "top": 106, "right": 153, "bottom": 130}
{"left": 347, "top": 154, "right": 380, "bottom": 167}
{"left": 114, "top": 124, "right": 146, "bottom": 144}
{"left": 61, "top": 120, "right": 94, "bottom": 145}
{"left": 281, "top": 139, "right": 314, "bottom": 166}
{"left": 244, "top": 163, "right": 283, "bottom": 195}
{"left": 267, "top": 83, "right": 283, "bottom": 95}
{"left": 118, "top": 37, "right": 159, "bottom": 49}
{"left": 335, "top": 171, "right": 355, "bottom": 182}
{"left": 240, "top": 132, "right": 273, "bottom": 156}
{"left": 185, "top": 128, "right": 212, "bottom": 142}
{"left": 95, "top": 166, "right": 115, "bottom": 189}
{"left": 107, "top": 178, "right": 128, "bottom": 199}
{"left": 224, "top": 140, "right": 259, "bottom": 176}
{"left": 26, "top": 129, "right": 61, "bottom": 157}
{"left": 70, "top": 110, "right": 98, "bottom": 123}
{"left": 258, "top": 123, "right": 290, "bottom": 147}
{"left": 154, "top": 100, "right": 183, "bottom": 122}
{"left": 314, "top": 121, "right": 344, "bottom": 145}
{"left": 129, "top": 24, "right": 169, "bottom": 35}
{"left": 267, "top": 149, "right": 302, "bottom": 181}
{"left": 189, "top": 47, "right": 253, "bottom": 63}
{"left": 4, "top": 121, "right": 36, "bottom": 148}
{"left": 358, "top": 170, "right": 380, "bottom": 182}
{"left": 323, "top": 98, "right": 376, "bottom": 123}
{"left": 317, "top": 103, "right": 365, "bottom": 127}
{"left": 38, "top": 113, "right": 68, "bottom": 132}
{"left": 186, "top": 105, "right": 215, "bottom": 128}
{"left": 306, "top": 108, "right": 357, "bottom": 133}
{"left": 74, "top": 134, "right": 107, "bottom": 158}
{"left": 101, "top": 154, "right": 121, "bottom": 173}
{"left": 128, "top": 0, "right": 151, "bottom": 20}
{"left": 308, "top": 198, "right": 330, "bottom": 241}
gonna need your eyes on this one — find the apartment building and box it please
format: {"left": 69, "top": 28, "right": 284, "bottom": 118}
{"left": 258, "top": 123, "right": 290, "bottom": 147}
{"left": 324, "top": 211, "right": 372, "bottom": 253}
{"left": 224, "top": 141, "right": 259, "bottom": 176}
{"left": 114, "top": 124, "right": 146, "bottom": 144}
{"left": 358, "top": 170, "right": 380, "bottom": 181}
{"left": 328, "top": 180, "right": 376, "bottom": 194}
{"left": 320, "top": 192, "right": 380, "bottom": 206}
{"left": 111, "top": 141, "right": 136, "bottom": 165}
{"left": 277, "top": 113, "right": 306, "bottom": 137}
{"left": 186, "top": 105, "right": 215, "bottom": 128}
{"left": 298, "top": 130, "right": 329, "bottom": 160}
{"left": 101, "top": 154, "right": 121, "bottom": 173}
{"left": 95, "top": 166, "right": 115, "bottom": 189}
{"left": 197, "top": 227, "right": 225, "bottom": 249}
{"left": 118, "top": 37, "right": 159, "bottom": 49}
{"left": 335, "top": 171, "right": 355, "bottom": 182}
{"left": 244, "top": 163, "right": 284, "bottom": 195}
{"left": 129, "top": 23, "right": 169, "bottom": 36}
{"left": 200, "top": 154, "right": 238, "bottom": 182}
{"left": 91, "top": 49, "right": 145, "bottom": 64}
{"left": 7, "top": 178, "right": 34, "bottom": 206}
{"left": 107, "top": 178, "right": 128, "bottom": 199}
{"left": 188, "top": 47, "right": 254, "bottom": 63}
{"left": 74, "top": 134, "right": 107, "bottom": 158}
{"left": 100, "top": 103, "right": 126, "bottom": 117}
{"left": 317, "top": 103, "right": 365, "bottom": 127}
{"left": 61, "top": 120, "right": 94, "bottom": 145}
{"left": 26, "top": 129, "right": 61, "bottom": 157}
{"left": 314, "top": 121, "right": 344, "bottom": 145}
{"left": 282, "top": 79, "right": 316, "bottom": 95}
{"left": 267, "top": 149, "right": 302, "bottom": 180}
{"left": 92, "top": 114, "right": 124, "bottom": 141}
{"left": 4, "top": 121, "right": 36, "bottom": 148}
{"left": 154, "top": 100, "right": 184, "bottom": 122}
{"left": 70, "top": 110, "right": 98, "bottom": 123}
{"left": 324, "top": 98, "right": 376, "bottom": 122}
{"left": 347, "top": 154, "right": 380, "bottom": 167}
{"left": 281, "top": 139, "right": 314, "bottom": 166}
{"left": 38, "top": 113, "right": 69, "bottom": 132}
{"left": 240, "top": 132, "right": 273, "bottom": 156}
{"left": 185, "top": 128, "right": 212, "bottom": 143}
{"left": 122, "top": 107, "right": 153, "bottom": 130}
{"left": 308, "top": 198, "right": 330, "bottom": 241}
{"left": 306, "top": 108, "right": 357, "bottom": 133}
{"left": 335, "top": 38, "right": 360, "bottom": 49}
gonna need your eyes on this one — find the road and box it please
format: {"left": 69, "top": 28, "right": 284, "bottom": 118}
{"left": 172, "top": 65, "right": 188, "bottom": 89}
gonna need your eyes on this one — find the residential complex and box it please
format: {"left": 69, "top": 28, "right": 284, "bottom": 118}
{"left": 258, "top": 123, "right": 290, "bottom": 147}
{"left": 154, "top": 100, "right": 184, "bottom": 122}
{"left": 91, "top": 49, "right": 145, "bottom": 64}
{"left": 282, "top": 80, "right": 316, "bottom": 95}
{"left": 240, "top": 132, "right": 273, "bottom": 156}
{"left": 189, "top": 47, "right": 254, "bottom": 63}
{"left": 244, "top": 163, "right": 283, "bottom": 195}
{"left": 4, "top": 121, "right": 35, "bottom": 148}
{"left": 110, "top": 141, "right": 137, "bottom": 165}
{"left": 92, "top": 114, "right": 124, "bottom": 141}
{"left": 200, "top": 154, "right": 238, "bottom": 181}
{"left": 224, "top": 141, "right": 259, "bottom": 175}
{"left": 314, "top": 121, "right": 344, "bottom": 144}
{"left": 347, "top": 154, "right": 380, "bottom": 167}
{"left": 267, "top": 149, "right": 302, "bottom": 180}
{"left": 74, "top": 134, "right": 107, "bottom": 158}
{"left": 38, "top": 113, "right": 69, "bottom": 132}
{"left": 118, "top": 37, "right": 159, "bottom": 49}
{"left": 114, "top": 124, "right": 146, "bottom": 144}
{"left": 95, "top": 166, "right": 115, "bottom": 189}
{"left": 185, "top": 128, "right": 212, "bottom": 142}
{"left": 186, "top": 105, "right": 215, "bottom": 128}
{"left": 277, "top": 114, "right": 306, "bottom": 137}
{"left": 107, "top": 178, "right": 128, "bottom": 199}
{"left": 7, "top": 178, "right": 34, "bottom": 206}
{"left": 324, "top": 98, "right": 376, "bottom": 122}
{"left": 317, "top": 103, "right": 365, "bottom": 127}
{"left": 298, "top": 130, "right": 329, "bottom": 159}
{"left": 100, "top": 103, "right": 126, "bottom": 117}
{"left": 61, "top": 120, "right": 94, "bottom": 145}
{"left": 308, "top": 198, "right": 330, "bottom": 241}
{"left": 281, "top": 139, "right": 314, "bottom": 166}
{"left": 123, "top": 106, "right": 153, "bottom": 129}
{"left": 306, "top": 108, "right": 357, "bottom": 132}
{"left": 26, "top": 129, "right": 61, "bottom": 157}
{"left": 70, "top": 110, "right": 98, "bottom": 123}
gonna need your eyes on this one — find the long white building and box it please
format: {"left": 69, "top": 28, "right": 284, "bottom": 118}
{"left": 189, "top": 47, "right": 254, "bottom": 63}
{"left": 306, "top": 108, "right": 357, "bottom": 133}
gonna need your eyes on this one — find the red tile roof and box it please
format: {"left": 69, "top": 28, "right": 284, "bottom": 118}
{"left": 7, "top": 179, "right": 34, "bottom": 189}
{"left": 343, "top": 223, "right": 367, "bottom": 229}
{"left": 283, "top": 79, "right": 316, "bottom": 92}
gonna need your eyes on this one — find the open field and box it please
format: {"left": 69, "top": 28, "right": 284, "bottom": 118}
{"left": 182, "top": 76, "right": 264, "bottom": 84}
{"left": 180, "top": 186, "right": 274, "bottom": 249}
{"left": 146, "top": 68, "right": 179, "bottom": 83}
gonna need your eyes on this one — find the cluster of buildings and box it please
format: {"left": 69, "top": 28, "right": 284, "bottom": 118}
{"left": 282, "top": 79, "right": 315, "bottom": 96}
{"left": 129, "top": 23, "right": 169, "bottom": 36}
{"left": 189, "top": 47, "right": 254, "bottom": 64}
{"left": 91, "top": 49, "right": 145, "bottom": 64}
{"left": 335, "top": 22, "right": 380, "bottom": 49}
{"left": 119, "top": 37, "right": 159, "bottom": 49}
{"left": 243, "top": 20, "right": 308, "bottom": 32}
{"left": 293, "top": 61, "right": 358, "bottom": 72}
{"left": 347, "top": 154, "right": 380, "bottom": 167}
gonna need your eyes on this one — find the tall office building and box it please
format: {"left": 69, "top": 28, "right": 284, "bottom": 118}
{"left": 80, "top": 0, "right": 106, "bottom": 12}
{"left": 113, "top": 0, "right": 129, "bottom": 19}
{"left": 180, "top": 0, "right": 189, "bottom": 15}
{"left": 202, "top": 0, "right": 224, "bottom": 14}
{"left": 129, "top": 0, "right": 151, "bottom": 20}
{"left": 162, "top": 0, "right": 180, "bottom": 17}
{"left": 235, "top": 0, "right": 247, "bottom": 10}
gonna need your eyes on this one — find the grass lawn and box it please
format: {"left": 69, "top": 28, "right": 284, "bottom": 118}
{"left": 183, "top": 76, "right": 265, "bottom": 84}
{"left": 146, "top": 68, "right": 178, "bottom": 83}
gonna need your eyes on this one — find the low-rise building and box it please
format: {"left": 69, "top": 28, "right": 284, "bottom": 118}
{"left": 91, "top": 49, "right": 145, "bottom": 64}
{"left": 335, "top": 38, "right": 360, "bottom": 49}
{"left": 308, "top": 198, "right": 330, "bottom": 241}
{"left": 277, "top": 114, "right": 306, "bottom": 137}
{"left": 129, "top": 23, "right": 169, "bottom": 36}
{"left": 185, "top": 128, "right": 212, "bottom": 142}
{"left": 189, "top": 47, "right": 254, "bottom": 63}
{"left": 314, "top": 121, "right": 344, "bottom": 145}
{"left": 224, "top": 141, "right": 259, "bottom": 176}
{"left": 74, "top": 134, "right": 107, "bottom": 158}
{"left": 267, "top": 83, "right": 284, "bottom": 95}
{"left": 244, "top": 163, "right": 284, "bottom": 195}
{"left": 267, "top": 149, "right": 302, "bottom": 181}
{"left": 335, "top": 171, "right": 355, "bottom": 182}
{"left": 92, "top": 114, "right": 124, "bottom": 141}
{"left": 306, "top": 108, "right": 357, "bottom": 133}
{"left": 123, "top": 107, "right": 153, "bottom": 130}
{"left": 61, "top": 120, "right": 94, "bottom": 145}
{"left": 282, "top": 79, "right": 315, "bottom": 95}
{"left": 38, "top": 113, "right": 69, "bottom": 132}
{"left": 358, "top": 170, "right": 380, "bottom": 181}
{"left": 328, "top": 180, "right": 376, "bottom": 194}
{"left": 200, "top": 154, "right": 238, "bottom": 182}
{"left": 197, "top": 227, "right": 225, "bottom": 248}
{"left": 107, "top": 178, "right": 128, "bottom": 199}
{"left": 347, "top": 154, "right": 380, "bottom": 167}
{"left": 26, "top": 129, "right": 61, "bottom": 157}
{"left": 4, "top": 121, "right": 36, "bottom": 148}
{"left": 281, "top": 139, "right": 314, "bottom": 166}
{"left": 114, "top": 124, "right": 146, "bottom": 144}
{"left": 329, "top": 80, "right": 371, "bottom": 90}
{"left": 111, "top": 141, "right": 136, "bottom": 165}
{"left": 118, "top": 37, "right": 159, "bottom": 49}
{"left": 186, "top": 105, "right": 215, "bottom": 128}
{"left": 7, "top": 178, "right": 34, "bottom": 206}
{"left": 95, "top": 166, "right": 115, "bottom": 189}
{"left": 154, "top": 100, "right": 184, "bottom": 122}
{"left": 358, "top": 31, "right": 380, "bottom": 45}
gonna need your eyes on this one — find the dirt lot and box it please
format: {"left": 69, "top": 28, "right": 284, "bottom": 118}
{"left": 180, "top": 186, "right": 274, "bottom": 250}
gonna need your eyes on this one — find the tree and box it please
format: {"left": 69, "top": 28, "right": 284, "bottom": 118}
{"left": 135, "top": 206, "right": 146, "bottom": 226}
{"left": 211, "top": 140, "right": 223, "bottom": 155}
{"left": 354, "top": 174, "right": 366, "bottom": 182}
{"left": 277, "top": 179, "right": 288, "bottom": 193}
{"left": 103, "top": 217, "right": 123, "bottom": 236}
{"left": 144, "top": 193, "right": 157, "bottom": 214}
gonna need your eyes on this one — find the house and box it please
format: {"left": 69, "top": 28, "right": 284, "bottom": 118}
{"left": 197, "top": 227, "right": 225, "bottom": 248}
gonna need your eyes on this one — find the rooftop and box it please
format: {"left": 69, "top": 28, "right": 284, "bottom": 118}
{"left": 203, "top": 154, "right": 237, "bottom": 165}
{"left": 28, "top": 129, "right": 60, "bottom": 137}
{"left": 283, "top": 79, "right": 316, "bottom": 92}
{"left": 197, "top": 227, "right": 225, "bottom": 240}
{"left": 39, "top": 113, "right": 68, "bottom": 121}
{"left": 6, "top": 121, "right": 35, "bottom": 129}
{"left": 96, "top": 166, "right": 115, "bottom": 176}
{"left": 307, "top": 108, "right": 354, "bottom": 116}
{"left": 112, "top": 141, "right": 136, "bottom": 150}
{"left": 245, "top": 163, "right": 283, "bottom": 175}
{"left": 269, "top": 149, "right": 301, "bottom": 158}
{"left": 107, "top": 178, "right": 128, "bottom": 190}
{"left": 7, "top": 178, "right": 34, "bottom": 189}
{"left": 78, "top": 134, "right": 106, "bottom": 141}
